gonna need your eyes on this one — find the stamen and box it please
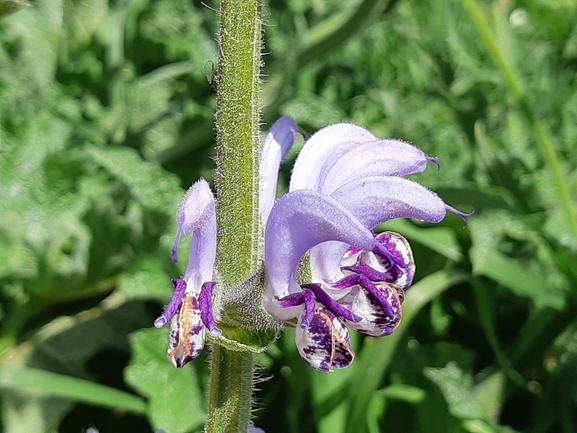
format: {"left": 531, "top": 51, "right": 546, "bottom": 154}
{"left": 199, "top": 281, "right": 222, "bottom": 336}
{"left": 335, "top": 275, "right": 396, "bottom": 319}
{"left": 278, "top": 292, "right": 305, "bottom": 308}
{"left": 333, "top": 274, "right": 360, "bottom": 290}
{"left": 358, "top": 278, "right": 397, "bottom": 319}
{"left": 341, "top": 262, "right": 395, "bottom": 283}
{"left": 154, "top": 279, "right": 187, "bottom": 328}
{"left": 373, "top": 242, "right": 406, "bottom": 268}
{"left": 300, "top": 289, "right": 316, "bottom": 328}
{"left": 303, "top": 283, "right": 362, "bottom": 323}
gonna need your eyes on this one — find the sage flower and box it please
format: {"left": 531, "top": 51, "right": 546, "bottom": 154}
{"left": 154, "top": 179, "right": 221, "bottom": 368}
{"left": 260, "top": 119, "right": 469, "bottom": 372}
{"left": 155, "top": 117, "right": 468, "bottom": 372}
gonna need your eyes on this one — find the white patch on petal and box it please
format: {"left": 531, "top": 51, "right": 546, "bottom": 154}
{"left": 342, "top": 284, "right": 403, "bottom": 337}
{"left": 167, "top": 296, "right": 206, "bottom": 368}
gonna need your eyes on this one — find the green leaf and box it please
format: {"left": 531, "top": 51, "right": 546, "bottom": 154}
{"left": 282, "top": 93, "right": 347, "bottom": 129}
{"left": 344, "top": 270, "right": 465, "bottom": 433}
{"left": 117, "top": 258, "right": 174, "bottom": 301}
{"left": 469, "top": 210, "right": 567, "bottom": 309}
{"left": 475, "top": 251, "right": 564, "bottom": 309}
{"left": 424, "top": 362, "right": 514, "bottom": 432}
{"left": 424, "top": 362, "right": 483, "bottom": 419}
{"left": 0, "top": 0, "right": 29, "bottom": 17}
{"left": 125, "top": 328, "right": 205, "bottom": 433}
{"left": 85, "top": 144, "right": 182, "bottom": 212}
{"left": 0, "top": 367, "right": 146, "bottom": 414}
{"left": 377, "top": 384, "right": 427, "bottom": 404}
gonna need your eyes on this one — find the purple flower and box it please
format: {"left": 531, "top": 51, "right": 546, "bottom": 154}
{"left": 261, "top": 119, "right": 469, "bottom": 372}
{"left": 154, "top": 179, "right": 222, "bottom": 368}
{"left": 155, "top": 117, "right": 469, "bottom": 371}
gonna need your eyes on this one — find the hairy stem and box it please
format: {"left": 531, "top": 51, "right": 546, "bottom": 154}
{"left": 208, "top": 0, "right": 262, "bottom": 432}
{"left": 206, "top": 347, "right": 254, "bottom": 433}
{"left": 214, "top": 0, "right": 262, "bottom": 288}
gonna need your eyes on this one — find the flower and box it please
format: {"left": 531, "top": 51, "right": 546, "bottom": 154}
{"left": 260, "top": 119, "right": 469, "bottom": 371}
{"left": 154, "top": 179, "right": 222, "bottom": 368}
{"left": 155, "top": 117, "right": 469, "bottom": 371}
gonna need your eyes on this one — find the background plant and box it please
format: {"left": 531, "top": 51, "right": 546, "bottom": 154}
{"left": 0, "top": 0, "right": 576, "bottom": 432}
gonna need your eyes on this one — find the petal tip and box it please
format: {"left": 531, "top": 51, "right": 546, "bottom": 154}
{"left": 154, "top": 316, "right": 168, "bottom": 328}
{"left": 209, "top": 328, "right": 223, "bottom": 337}
{"left": 447, "top": 205, "right": 474, "bottom": 228}
{"left": 427, "top": 156, "right": 441, "bottom": 170}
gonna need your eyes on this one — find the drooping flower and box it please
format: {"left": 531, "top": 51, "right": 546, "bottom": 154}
{"left": 260, "top": 119, "right": 469, "bottom": 372}
{"left": 154, "top": 179, "right": 222, "bottom": 368}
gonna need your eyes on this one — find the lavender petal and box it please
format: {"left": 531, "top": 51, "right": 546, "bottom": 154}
{"left": 320, "top": 139, "right": 431, "bottom": 195}
{"left": 172, "top": 180, "right": 217, "bottom": 285}
{"left": 259, "top": 117, "right": 300, "bottom": 224}
{"left": 331, "top": 176, "right": 450, "bottom": 230}
{"left": 264, "top": 189, "right": 376, "bottom": 300}
{"left": 290, "top": 123, "right": 378, "bottom": 191}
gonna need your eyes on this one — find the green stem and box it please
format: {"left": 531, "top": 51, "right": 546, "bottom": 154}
{"left": 206, "top": 347, "right": 254, "bottom": 433}
{"left": 209, "top": 0, "right": 262, "bottom": 432}
{"left": 214, "top": 0, "right": 262, "bottom": 289}
{"left": 461, "top": 0, "right": 577, "bottom": 242}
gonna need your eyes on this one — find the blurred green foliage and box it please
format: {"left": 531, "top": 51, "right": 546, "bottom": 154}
{"left": 1, "top": 0, "right": 577, "bottom": 432}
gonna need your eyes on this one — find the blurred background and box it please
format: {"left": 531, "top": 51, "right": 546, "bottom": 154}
{"left": 1, "top": 0, "right": 576, "bottom": 432}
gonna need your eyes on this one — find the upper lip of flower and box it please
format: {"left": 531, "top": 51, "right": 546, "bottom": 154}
{"left": 262, "top": 119, "right": 468, "bottom": 307}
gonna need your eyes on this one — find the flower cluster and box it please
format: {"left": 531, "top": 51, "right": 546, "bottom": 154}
{"left": 155, "top": 117, "right": 469, "bottom": 371}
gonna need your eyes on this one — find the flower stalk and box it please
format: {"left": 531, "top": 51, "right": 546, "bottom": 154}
{"left": 209, "top": 0, "right": 262, "bottom": 431}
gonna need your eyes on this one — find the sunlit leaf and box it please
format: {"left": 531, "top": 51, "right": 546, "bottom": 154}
{"left": 125, "top": 328, "right": 206, "bottom": 433}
